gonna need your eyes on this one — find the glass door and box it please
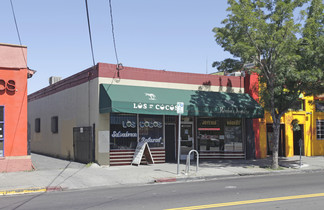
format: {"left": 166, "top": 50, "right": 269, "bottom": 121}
{"left": 180, "top": 123, "right": 194, "bottom": 160}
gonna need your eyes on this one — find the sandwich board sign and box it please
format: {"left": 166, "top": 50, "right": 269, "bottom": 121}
{"left": 131, "top": 141, "right": 154, "bottom": 166}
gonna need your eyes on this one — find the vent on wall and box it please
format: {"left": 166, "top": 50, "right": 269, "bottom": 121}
{"left": 49, "top": 76, "right": 61, "bottom": 85}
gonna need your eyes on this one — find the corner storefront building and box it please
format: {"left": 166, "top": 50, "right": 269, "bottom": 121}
{"left": 28, "top": 63, "right": 263, "bottom": 166}
{"left": 0, "top": 43, "right": 34, "bottom": 172}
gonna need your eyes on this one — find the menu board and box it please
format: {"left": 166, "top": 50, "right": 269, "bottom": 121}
{"left": 131, "top": 142, "right": 154, "bottom": 165}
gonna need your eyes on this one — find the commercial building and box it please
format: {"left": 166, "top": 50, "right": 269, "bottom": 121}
{"left": 28, "top": 63, "right": 264, "bottom": 166}
{"left": 260, "top": 94, "right": 324, "bottom": 158}
{"left": 0, "top": 43, "right": 34, "bottom": 172}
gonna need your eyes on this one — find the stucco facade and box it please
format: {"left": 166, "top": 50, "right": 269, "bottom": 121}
{"left": 0, "top": 43, "right": 33, "bottom": 172}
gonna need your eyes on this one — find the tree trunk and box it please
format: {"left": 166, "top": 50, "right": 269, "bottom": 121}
{"left": 272, "top": 117, "right": 281, "bottom": 169}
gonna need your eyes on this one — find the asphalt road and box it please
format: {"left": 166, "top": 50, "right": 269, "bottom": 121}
{"left": 1, "top": 172, "right": 324, "bottom": 210}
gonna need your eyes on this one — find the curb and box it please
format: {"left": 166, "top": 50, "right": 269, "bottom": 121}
{"left": 0, "top": 186, "right": 63, "bottom": 196}
{"left": 153, "top": 168, "right": 324, "bottom": 184}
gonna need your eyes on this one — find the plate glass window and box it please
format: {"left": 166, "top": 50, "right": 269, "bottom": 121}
{"left": 139, "top": 115, "right": 164, "bottom": 148}
{"left": 110, "top": 113, "right": 137, "bottom": 150}
{"left": 197, "top": 118, "right": 243, "bottom": 152}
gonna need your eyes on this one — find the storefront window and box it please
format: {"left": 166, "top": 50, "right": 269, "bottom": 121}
{"left": 197, "top": 118, "right": 223, "bottom": 152}
{"left": 197, "top": 118, "right": 243, "bottom": 152}
{"left": 110, "top": 113, "right": 137, "bottom": 150}
{"left": 139, "top": 115, "right": 164, "bottom": 148}
{"left": 224, "top": 119, "right": 243, "bottom": 152}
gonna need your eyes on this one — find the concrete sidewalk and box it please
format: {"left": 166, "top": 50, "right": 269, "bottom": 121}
{"left": 1, "top": 153, "right": 324, "bottom": 195}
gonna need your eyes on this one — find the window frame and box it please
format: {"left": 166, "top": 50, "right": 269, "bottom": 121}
{"left": 35, "top": 118, "right": 41, "bottom": 133}
{"left": 316, "top": 120, "right": 324, "bottom": 140}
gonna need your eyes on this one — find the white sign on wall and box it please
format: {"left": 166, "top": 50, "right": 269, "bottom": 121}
{"left": 98, "top": 131, "right": 110, "bottom": 153}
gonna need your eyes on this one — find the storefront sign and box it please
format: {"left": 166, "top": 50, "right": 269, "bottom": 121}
{"left": 0, "top": 79, "right": 16, "bottom": 92}
{"left": 111, "top": 131, "right": 137, "bottom": 138}
{"left": 219, "top": 106, "right": 248, "bottom": 115}
{"left": 200, "top": 120, "right": 218, "bottom": 126}
{"left": 139, "top": 120, "right": 162, "bottom": 128}
{"left": 133, "top": 103, "right": 178, "bottom": 112}
{"left": 122, "top": 120, "right": 136, "bottom": 128}
{"left": 226, "top": 120, "right": 241, "bottom": 126}
{"left": 140, "top": 137, "right": 162, "bottom": 143}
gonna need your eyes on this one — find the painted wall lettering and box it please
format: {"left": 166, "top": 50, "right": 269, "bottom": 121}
{"left": 0, "top": 79, "right": 16, "bottom": 92}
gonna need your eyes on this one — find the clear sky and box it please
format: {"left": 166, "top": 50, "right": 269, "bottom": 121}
{"left": 1, "top": 0, "right": 232, "bottom": 94}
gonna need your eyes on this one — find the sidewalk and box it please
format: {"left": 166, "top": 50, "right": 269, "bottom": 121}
{"left": 1, "top": 153, "right": 324, "bottom": 195}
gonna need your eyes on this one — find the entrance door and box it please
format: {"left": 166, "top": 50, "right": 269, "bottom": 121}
{"left": 293, "top": 125, "right": 304, "bottom": 156}
{"left": 181, "top": 123, "right": 194, "bottom": 160}
{"left": 165, "top": 124, "right": 176, "bottom": 162}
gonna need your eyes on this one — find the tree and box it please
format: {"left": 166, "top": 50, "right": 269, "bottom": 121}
{"left": 213, "top": 0, "right": 324, "bottom": 169}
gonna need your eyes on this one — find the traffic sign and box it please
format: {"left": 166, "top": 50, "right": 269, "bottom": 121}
{"left": 177, "top": 102, "right": 184, "bottom": 114}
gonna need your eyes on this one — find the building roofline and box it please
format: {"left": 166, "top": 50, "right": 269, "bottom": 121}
{"left": 0, "top": 43, "right": 27, "bottom": 48}
{"left": 28, "top": 63, "right": 245, "bottom": 102}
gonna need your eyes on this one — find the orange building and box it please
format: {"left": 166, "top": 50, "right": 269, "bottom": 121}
{"left": 0, "top": 43, "right": 34, "bottom": 172}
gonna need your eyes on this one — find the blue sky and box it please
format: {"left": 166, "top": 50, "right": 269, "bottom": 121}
{"left": 1, "top": 0, "right": 232, "bottom": 94}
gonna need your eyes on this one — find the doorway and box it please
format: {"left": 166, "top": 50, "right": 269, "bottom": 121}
{"left": 165, "top": 124, "right": 176, "bottom": 162}
{"left": 293, "top": 125, "right": 304, "bottom": 156}
{"left": 180, "top": 123, "right": 194, "bottom": 160}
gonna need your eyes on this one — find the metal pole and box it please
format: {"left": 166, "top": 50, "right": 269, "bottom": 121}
{"left": 177, "top": 114, "right": 181, "bottom": 175}
{"left": 299, "top": 138, "right": 302, "bottom": 168}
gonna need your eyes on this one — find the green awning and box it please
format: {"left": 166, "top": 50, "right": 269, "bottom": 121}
{"left": 99, "top": 84, "right": 264, "bottom": 118}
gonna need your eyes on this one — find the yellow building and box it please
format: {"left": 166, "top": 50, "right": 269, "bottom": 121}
{"left": 259, "top": 95, "right": 324, "bottom": 158}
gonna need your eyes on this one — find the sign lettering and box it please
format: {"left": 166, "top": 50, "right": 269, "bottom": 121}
{"left": 111, "top": 131, "right": 137, "bottom": 138}
{"left": 133, "top": 103, "right": 177, "bottom": 112}
{"left": 0, "top": 79, "right": 16, "bottom": 92}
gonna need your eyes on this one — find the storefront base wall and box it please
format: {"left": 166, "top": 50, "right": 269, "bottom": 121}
{"left": 0, "top": 156, "right": 32, "bottom": 172}
{"left": 109, "top": 149, "right": 165, "bottom": 166}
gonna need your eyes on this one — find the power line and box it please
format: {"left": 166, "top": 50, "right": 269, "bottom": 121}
{"left": 108, "top": 0, "right": 123, "bottom": 77}
{"left": 9, "top": 0, "right": 27, "bottom": 67}
{"left": 108, "top": 0, "right": 120, "bottom": 65}
{"left": 85, "top": 0, "right": 96, "bottom": 67}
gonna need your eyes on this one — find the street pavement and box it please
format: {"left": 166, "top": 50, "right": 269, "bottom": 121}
{"left": 1, "top": 153, "right": 324, "bottom": 195}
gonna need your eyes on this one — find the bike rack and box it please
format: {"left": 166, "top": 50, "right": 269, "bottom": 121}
{"left": 185, "top": 150, "right": 199, "bottom": 175}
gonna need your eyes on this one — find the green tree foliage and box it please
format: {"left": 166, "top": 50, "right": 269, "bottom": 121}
{"left": 213, "top": 0, "right": 324, "bottom": 169}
